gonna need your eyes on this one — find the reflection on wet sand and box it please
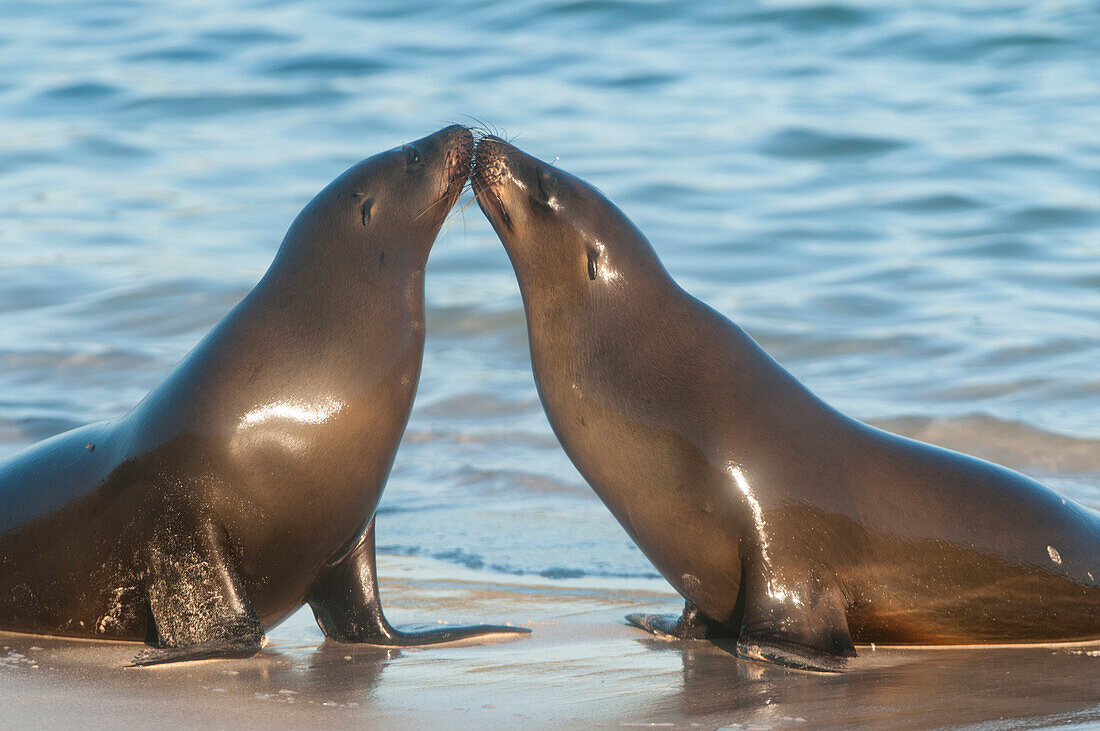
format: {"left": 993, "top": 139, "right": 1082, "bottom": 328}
{"left": 648, "top": 636, "right": 1100, "bottom": 728}
{"left": 2, "top": 558, "right": 1098, "bottom": 728}
{"left": 0, "top": 632, "right": 397, "bottom": 713}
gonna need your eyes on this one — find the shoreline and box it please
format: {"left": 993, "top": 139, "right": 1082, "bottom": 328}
{"left": 2, "top": 554, "right": 1098, "bottom": 729}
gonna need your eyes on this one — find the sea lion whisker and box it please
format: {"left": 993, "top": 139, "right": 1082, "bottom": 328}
{"left": 461, "top": 115, "right": 502, "bottom": 141}
{"left": 437, "top": 194, "right": 477, "bottom": 239}
{"left": 416, "top": 188, "right": 461, "bottom": 221}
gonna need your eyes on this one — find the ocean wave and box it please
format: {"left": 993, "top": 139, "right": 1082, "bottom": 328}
{"left": 757, "top": 128, "right": 907, "bottom": 160}
{"left": 871, "top": 413, "right": 1100, "bottom": 476}
{"left": 378, "top": 543, "right": 661, "bottom": 580}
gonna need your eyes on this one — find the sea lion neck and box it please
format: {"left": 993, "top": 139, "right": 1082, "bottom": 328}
{"left": 259, "top": 229, "right": 430, "bottom": 318}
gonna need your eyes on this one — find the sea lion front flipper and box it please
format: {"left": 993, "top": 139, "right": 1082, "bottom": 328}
{"left": 734, "top": 573, "right": 855, "bottom": 673}
{"left": 626, "top": 601, "right": 738, "bottom": 640}
{"left": 130, "top": 639, "right": 262, "bottom": 667}
{"left": 133, "top": 522, "right": 265, "bottom": 667}
{"left": 307, "top": 518, "right": 531, "bottom": 646}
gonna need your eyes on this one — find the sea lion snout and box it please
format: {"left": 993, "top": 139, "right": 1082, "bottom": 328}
{"left": 372, "top": 125, "right": 473, "bottom": 236}
{"left": 471, "top": 135, "right": 508, "bottom": 190}
{"left": 396, "top": 125, "right": 472, "bottom": 203}
{"left": 435, "top": 124, "right": 474, "bottom": 197}
{"left": 471, "top": 136, "right": 513, "bottom": 230}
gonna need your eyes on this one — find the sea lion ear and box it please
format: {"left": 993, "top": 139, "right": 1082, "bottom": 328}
{"left": 360, "top": 198, "right": 374, "bottom": 226}
{"left": 586, "top": 245, "right": 599, "bottom": 281}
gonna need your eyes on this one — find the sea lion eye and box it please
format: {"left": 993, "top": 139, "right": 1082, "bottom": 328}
{"left": 404, "top": 145, "right": 422, "bottom": 168}
{"left": 537, "top": 169, "right": 558, "bottom": 204}
{"left": 586, "top": 247, "right": 598, "bottom": 280}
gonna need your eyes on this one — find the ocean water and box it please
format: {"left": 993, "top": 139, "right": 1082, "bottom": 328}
{"left": 1, "top": 0, "right": 1098, "bottom": 585}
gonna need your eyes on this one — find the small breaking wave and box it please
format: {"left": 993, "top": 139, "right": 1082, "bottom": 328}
{"left": 379, "top": 543, "right": 662, "bottom": 581}
{"left": 871, "top": 413, "right": 1100, "bottom": 477}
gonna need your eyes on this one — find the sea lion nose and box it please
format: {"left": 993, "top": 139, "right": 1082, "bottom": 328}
{"left": 416, "top": 125, "right": 473, "bottom": 157}
{"left": 439, "top": 123, "right": 472, "bottom": 141}
{"left": 447, "top": 126, "right": 475, "bottom": 171}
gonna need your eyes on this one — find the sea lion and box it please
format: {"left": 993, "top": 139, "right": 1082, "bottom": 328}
{"left": 0, "top": 125, "right": 529, "bottom": 666}
{"left": 472, "top": 135, "right": 1100, "bottom": 672}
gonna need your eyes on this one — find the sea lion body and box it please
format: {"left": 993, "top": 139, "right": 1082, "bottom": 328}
{"left": 0, "top": 126, "right": 528, "bottom": 663}
{"left": 472, "top": 136, "right": 1100, "bottom": 670}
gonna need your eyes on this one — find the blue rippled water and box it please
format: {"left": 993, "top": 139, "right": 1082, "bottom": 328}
{"left": 1, "top": 0, "right": 1098, "bottom": 581}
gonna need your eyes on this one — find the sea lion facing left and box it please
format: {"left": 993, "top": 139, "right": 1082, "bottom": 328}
{"left": 0, "top": 125, "right": 529, "bottom": 665}
{"left": 473, "top": 136, "right": 1099, "bottom": 672}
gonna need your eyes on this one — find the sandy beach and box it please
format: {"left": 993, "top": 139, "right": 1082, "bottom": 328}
{"left": 2, "top": 554, "right": 1098, "bottom": 729}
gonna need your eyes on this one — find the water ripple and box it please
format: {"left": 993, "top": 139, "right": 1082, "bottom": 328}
{"left": 757, "top": 127, "right": 907, "bottom": 159}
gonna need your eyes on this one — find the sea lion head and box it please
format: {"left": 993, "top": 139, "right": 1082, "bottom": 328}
{"left": 279, "top": 125, "right": 473, "bottom": 269}
{"left": 472, "top": 135, "right": 665, "bottom": 312}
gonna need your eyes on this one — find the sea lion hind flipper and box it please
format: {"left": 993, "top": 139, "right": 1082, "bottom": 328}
{"left": 626, "top": 601, "right": 738, "bottom": 640}
{"left": 133, "top": 521, "right": 265, "bottom": 667}
{"left": 734, "top": 579, "right": 855, "bottom": 673}
{"left": 307, "top": 519, "right": 530, "bottom": 646}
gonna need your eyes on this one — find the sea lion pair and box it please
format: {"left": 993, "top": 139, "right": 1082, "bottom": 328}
{"left": 2, "top": 127, "right": 1097, "bottom": 672}
{"left": 472, "top": 136, "right": 1100, "bottom": 671}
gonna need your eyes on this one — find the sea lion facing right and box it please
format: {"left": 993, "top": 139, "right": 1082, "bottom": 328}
{"left": 472, "top": 135, "right": 1100, "bottom": 672}
{"left": 0, "top": 126, "right": 531, "bottom": 666}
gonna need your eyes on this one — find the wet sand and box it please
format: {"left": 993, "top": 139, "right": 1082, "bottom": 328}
{"left": 1, "top": 555, "right": 1098, "bottom": 729}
